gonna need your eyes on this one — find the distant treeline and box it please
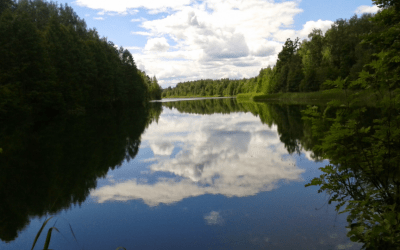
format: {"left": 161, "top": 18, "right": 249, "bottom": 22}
{"left": 163, "top": 1, "right": 399, "bottom": 97}
{"left": 0, "top": 0, "right": 162, "bottom": 118}
{"left": 162, "top": 77, "right": 260, "bottom": 98}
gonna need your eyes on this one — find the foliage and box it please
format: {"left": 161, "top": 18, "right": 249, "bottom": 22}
{"left": 163, "top": 12, "right": 379, "bottom": 99}
{"left": 304, "top": 96, "right": 400, "bottom": 248}
{"left": 304, "top": 6, "right": 400, "bottom": 247}
{"left": 163, "top": 78, "right": 244, "bottom": 98}
{"left": 372, "top": 0, "right": 400, "bottom": 10}
{"left": 0, "top": 0, "right": 161, "bottom": 118}
{"left": 139, "top": 72, "right": 162, "bottom": 100}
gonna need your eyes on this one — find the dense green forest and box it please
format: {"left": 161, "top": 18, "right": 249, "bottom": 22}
{"left": 163, "top": 0, "right": 399, "bottom": 99}
{"left": 162, "top": 77, "right": 259, "bottom": 98}
{"left": 300, "top": 1, "right": 400, "bottom": 248}
{"left": 0, "top": 0, "right": 162, "bottom": 118}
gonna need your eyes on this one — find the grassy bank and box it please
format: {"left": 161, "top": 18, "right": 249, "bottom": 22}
{"left": 236, "top": 93, "right": 268, "bottom": 102}
{"left": 162, "top": 94, "right": 226, "bottom": 99}
{"left": 236, "top": 89, "right": 391, "bottom": 106}
{"left": 164, "top": 89, "right": 398, "bottom": 106}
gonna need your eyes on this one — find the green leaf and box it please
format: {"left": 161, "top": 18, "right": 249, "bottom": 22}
{"left": 384, "top": 212, "right": 397, "bottom": 225}
{"left": 43, "top": 227, "right": 59, "bottom": 250}
{"left": 350, "top": 236, "right": 359, "bottom": 242}
{"left": 390, "top": 55, "right": 400, "bottom": 63}
{"left": 31, "top": 217, "right": 54, "bottom": 250}
{"left": 305, "top": 178, "right": 323, "bottom": 187}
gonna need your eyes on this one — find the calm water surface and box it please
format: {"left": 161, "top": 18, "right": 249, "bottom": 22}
{"left": 0, "top": 98, "right": 361, "bottom": 250}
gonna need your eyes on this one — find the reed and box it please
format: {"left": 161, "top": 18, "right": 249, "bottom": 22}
{"left": 31, "top": 217, "right": 126, "bottom": 250}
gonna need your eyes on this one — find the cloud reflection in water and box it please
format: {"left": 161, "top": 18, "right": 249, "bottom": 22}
{"left": 204, "top": 211, "right": 224, "bottom": 225}
{"left": 91, "top": 109, "right": 305, "bottom": 206}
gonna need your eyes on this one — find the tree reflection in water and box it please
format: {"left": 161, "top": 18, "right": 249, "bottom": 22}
{"left": 304, "top": 98, "right": 400, "bottom": 248}
{"left": 0, "top": 103, "right": 162, "bottom": 242}
{"left": 4, "top": 96, "right": 398, "bottom": 249}
{"left": 164, "top": 97, "right": 400, "bottom": 248}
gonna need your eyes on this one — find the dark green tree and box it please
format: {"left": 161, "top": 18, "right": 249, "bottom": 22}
{"left": 304, "top": 15, "right": 400, "bottom": 247}
{"left": 0, "top": 0, "right": 156, "bottom": 117}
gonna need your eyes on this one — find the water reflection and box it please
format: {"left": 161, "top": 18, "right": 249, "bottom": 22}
{"left": 163, "top": 99, "right": 322, "bottom": 158}
{"left": 91, "top": 104, "right": 305, "bottom": 206}
{"left": 0, "top": 104, "right": 162, "bottom": 242}
{"left": 1, "top": 98, "right": 360, "bottom": 250}
{"left": 302, "top": 103, "right": 400, "bottom": 249}
{"left": 204, "top": 211, "right": 223, "bottom": 225}
{"left": 86, "top": 99, "right": 359, "bottom": 250}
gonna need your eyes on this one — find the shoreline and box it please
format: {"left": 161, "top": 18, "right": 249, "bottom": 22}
{"left": 155, "top": 96, "right": 235, "bottom": 102}
{"left": 236, "top": 89, "right": 389, "bottom": 106}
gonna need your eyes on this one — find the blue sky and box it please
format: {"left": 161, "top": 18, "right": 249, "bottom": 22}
{"left": 59, "top": 0, "right": 379, "bottom": 87}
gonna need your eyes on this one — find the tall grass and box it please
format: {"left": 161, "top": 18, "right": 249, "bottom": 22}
{"left": 236, "top": 93, "right": 267, "bottom": 102}
{"left": 163, "top": 94, "right": 224, "bottom": 99}
{"left": 237, "top": 89, "right": 384, "bottom": 106}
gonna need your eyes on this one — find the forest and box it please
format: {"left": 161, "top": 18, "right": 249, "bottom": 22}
{"left": 0, "top": 0, "right": 162, "bottom": 119}
{"left": 163, "top": 0, "right": 399, "bottom": 99}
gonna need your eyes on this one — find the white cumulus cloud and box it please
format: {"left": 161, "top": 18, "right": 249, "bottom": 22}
{"left": 78, "top": 0, "right": 334, "bottom": 87}
{"left": 75, "top": 0, "right": 192, "bottom": 14}
{"left": 129, "top": 0, "right": 334, "bottom": 86}
{"left": 125, "top": 46, "right": 142, "bottom": 51}
{"left": 145, "top": 37, "right": 170, "bottom": 52}
{"left": 355, "top": 5, "right": 380, "bottom": 14}
{"left": 131, "top": 31, "right": 152, "bottom": 36}
{"left": 297, "top": 19, "right": 334, "bottom": 39}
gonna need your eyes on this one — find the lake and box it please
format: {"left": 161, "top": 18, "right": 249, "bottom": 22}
{"left": 0, "top": 98, "right": 362, "bottom": 250}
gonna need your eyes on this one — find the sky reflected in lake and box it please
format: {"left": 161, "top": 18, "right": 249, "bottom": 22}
{"left": 1, "top": 101, "right": 362, "bottom": 250}
{"left": 85, "top": 105, "right": 361, "bottom": 250}
{"left": 92, "top": 108, "right": 304, "bottom": 206}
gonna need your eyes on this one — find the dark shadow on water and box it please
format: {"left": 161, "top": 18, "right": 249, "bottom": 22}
{"left": 0, "top": 103, "right": 162, "bottom": 242}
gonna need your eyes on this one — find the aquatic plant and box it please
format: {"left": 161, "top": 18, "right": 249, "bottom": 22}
{"left": 31, "top": 216, "right": 126, "bottom": 250}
